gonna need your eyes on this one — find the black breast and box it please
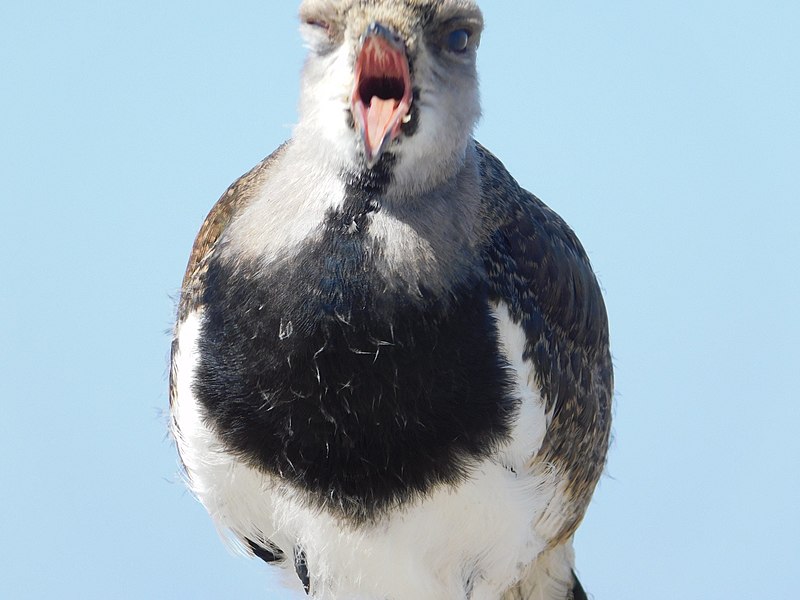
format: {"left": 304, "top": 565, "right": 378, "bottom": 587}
{"left": 194, "top": 190, "right": 515, "bottom": 521}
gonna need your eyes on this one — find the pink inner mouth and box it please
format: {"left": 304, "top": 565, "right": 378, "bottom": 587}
{"left": 351, "top": 34, "right": 413, "bottom": 164}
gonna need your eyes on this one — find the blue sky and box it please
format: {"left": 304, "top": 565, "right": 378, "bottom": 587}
{"left": 1, "top": 2, "right": 798, "bottom": 598}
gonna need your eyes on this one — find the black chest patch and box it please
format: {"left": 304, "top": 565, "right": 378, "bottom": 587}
{"left": 194, "top": 186, "right": 515, "bottom": 520}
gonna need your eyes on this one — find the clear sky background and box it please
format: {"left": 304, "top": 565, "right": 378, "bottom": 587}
{"left": 1, "top": 1, "right": 798, "bottom": 599}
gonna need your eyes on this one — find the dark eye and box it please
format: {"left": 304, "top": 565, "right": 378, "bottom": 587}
{"left": 446, "top": 28, "right": 470, "bottom": 53}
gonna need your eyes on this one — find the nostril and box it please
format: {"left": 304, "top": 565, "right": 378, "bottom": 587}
{"left": 366, "top": 22, "right": 404, "bottom": 49}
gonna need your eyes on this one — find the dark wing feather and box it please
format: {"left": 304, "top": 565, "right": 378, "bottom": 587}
{"left": 477, "top": 142, "right": 613, "bottom": 544}
{"left": 247, "top": 538, "right": 285, "bottom": 564}
{"left": 571, "top": 571, "right": 589, "bottom": 600}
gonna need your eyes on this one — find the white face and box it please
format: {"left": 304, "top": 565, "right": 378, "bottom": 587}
{"left": 294, "top": 0, "right": 484, "bottom": 196}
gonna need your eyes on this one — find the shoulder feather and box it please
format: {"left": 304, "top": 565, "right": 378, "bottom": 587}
{"left": 177, "top": 144, "right": 288, "bottom": 320}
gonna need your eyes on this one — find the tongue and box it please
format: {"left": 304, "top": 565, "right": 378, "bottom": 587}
{"left": 366, "top": 96, "right": 399, "bottom": 155}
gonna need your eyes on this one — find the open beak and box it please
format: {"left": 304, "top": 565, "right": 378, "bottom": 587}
{"left": 351, "top": 22, "right": 413, "bottom": 167}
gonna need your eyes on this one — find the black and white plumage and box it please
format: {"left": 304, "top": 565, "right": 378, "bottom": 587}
{"left": 170, "top": 1, "right": 611, "bottom": 599}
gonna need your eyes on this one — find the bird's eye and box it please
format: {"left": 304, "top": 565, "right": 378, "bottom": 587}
{"left": 305, "top": 19, "right": 330, "bottom": 33}
{"left": 301, "top": 17, "right": 339, "bottom": 52}
{"left": 446, "top": 28, "right": 471, "bottom": 53}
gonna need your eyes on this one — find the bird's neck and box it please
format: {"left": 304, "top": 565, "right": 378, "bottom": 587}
{"left": 290, "top": 115, "right": 478, "bottom": 201}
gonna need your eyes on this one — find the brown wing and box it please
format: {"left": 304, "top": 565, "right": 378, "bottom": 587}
{"left": 177, "top": 144, "right": 288, "bottom": 320}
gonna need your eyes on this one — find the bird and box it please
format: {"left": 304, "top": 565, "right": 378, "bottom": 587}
{"left": 169, "top": 1, "right": 612, "bottom": 599}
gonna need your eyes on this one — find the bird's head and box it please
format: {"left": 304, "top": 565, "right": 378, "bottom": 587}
{"left": 295, "top": 0, "right": 483, "bottom": 194}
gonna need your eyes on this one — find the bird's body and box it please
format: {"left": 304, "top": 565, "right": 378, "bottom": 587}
{"left": 170, "top": 2, "right": 611, "bottom": 598}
